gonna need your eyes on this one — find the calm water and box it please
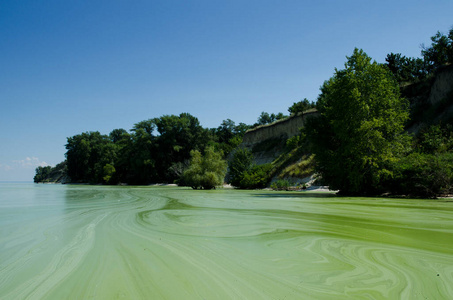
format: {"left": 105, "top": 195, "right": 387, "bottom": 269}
{"left": 1, "top": 183, "right": 453, "bottom": 299}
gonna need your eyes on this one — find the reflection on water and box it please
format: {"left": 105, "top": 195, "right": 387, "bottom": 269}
{"left": 1, "top": 183, "right": 453, "bottom": 299}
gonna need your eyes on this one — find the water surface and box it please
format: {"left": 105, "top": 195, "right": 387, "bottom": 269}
{"left": 1, "top": 183, "right": 453, "bottom": 299}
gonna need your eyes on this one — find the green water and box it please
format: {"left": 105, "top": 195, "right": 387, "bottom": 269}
{"left": 1, "top": 183, "right": 453, "bottom": 299}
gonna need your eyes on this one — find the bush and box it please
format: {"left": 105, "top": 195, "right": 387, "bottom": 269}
{"left": 388, "top": 152, "right": 453, "bottom": 198}
{"left": 271, "top": 179, "right": 290, "bottom": 191}
{"left": 182, "top": 147, "right": 227, "bottom": 189}
{"left": 103, "top": 164, "right": 116, "bottom": 184}
{"left": 228, "top": 148, "right": 254, "bottom": 187}
{"left": 239, "top": 164, "right": 273, "bottom": 189}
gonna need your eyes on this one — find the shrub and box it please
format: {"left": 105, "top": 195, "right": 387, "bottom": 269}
{"left": 238, "top": 164, "right": 273, "bottom": 189}
{"left": 228, "top": 148, "right": 254, "bottom": 187}
{"left": 182, "top": 147, "right": 227, "bottom": 189}
{"left": 389, "top": 152, "right": 453, "bottom": 198}
{"left": 271, "top": 179, "right": 290, "bottom": 191}
{"left": 103, "top": 164, "right": 116, "bottom": 184}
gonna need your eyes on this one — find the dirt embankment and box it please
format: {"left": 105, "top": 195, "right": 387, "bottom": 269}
{"left": 242, "top": 111, "right": 318, "bottom": 148}
{"left": 238, "top": 111, "right": 317, "bottom": 166}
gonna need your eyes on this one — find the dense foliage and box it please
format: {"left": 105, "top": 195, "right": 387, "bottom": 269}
{"left": 421, "top": 29, "right": 453, "bottom": 72}
{"left": 34, "top": 161, "right": 67, "bottom": 183}
{"left": 35, "top": 26, "right": 453, "bottom": 197}
{"left": 228, "top": 148, "right": 254, "bottom": 187}
{"left": 306, "top": 48, "right": 410, "bottom": 195}
{"left": 386, "top": 124, "right": 453, "bottom": 198}
{"left": 61, "top": 113, "right": 246, "bottom": 185}
{"left": 385, "top": 53, "right": 427, "bottom": 83}
{"left": 288, "top": 98, "right": 316, "bottom": 114}
{"left": 34, "top": 166, "right": 52, "bottom": 183}
{"left": 253, "top": 111, "right": 287, "bottom": 127}
{"left": 385, "top": 28, "right": 453, "bottom": 83}
{"left": 228, "top": 148, "right": 272, "bottom": 189}
{"left": 182, "top": 147, "right": 227, "bottom": 189}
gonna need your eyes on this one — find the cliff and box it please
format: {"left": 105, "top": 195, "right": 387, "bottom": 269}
{"left": 406, "top": 64, "right": 453, "bottom": 132}
{"left": 242, "top": 110, "right": 318, "bottom": 148}
{"left": 235, "top": 65, "right": 453, "bottom": 187}
{"left": 427, "top": 64, "right": 453, "bottom": 106}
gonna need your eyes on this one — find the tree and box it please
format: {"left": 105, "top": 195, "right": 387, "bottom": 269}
{"left": 216, "top": 119, "right": 236, "bottom": 144}
{"left": 34, "top": 166, "right": 52, "bottom": 182}
{"left": 306, "top": 48, "right": 409, "bottom": 195}
{"left": 255, "top": 111, "right": 287, "bottom": 127}
{"left": 152, "top": 113, "right": 210, "bottom": 181}
{"left": 109, "top": 128, "right": 129, "bottom": 144}
{"left": 65, "top": 131, "right": 116, "bottom": 183}
{"left": 211, "top": 119, "right": 251, "bottom": 157}
{"left": 126, "top": 124, "right": 157, "bottom": 184}
{"left": 421, "top": 28, "right": 453, "bottom": 72}
{"left": 228, "top": 148, "right": 254, "bottom": 187}
{"left": 288, "top": 98, "right": 316, "bottom": 114}
{"left": 182, "top": 147, "right": 227, "bottom": 189}
{"left": 385, "top": 53, "right": 427, "bottom": 83}
{"left": 257, "top": 112, "right": 273, "bottom": 125}
{"left": 103, "top": 164, "right": 116, "bottom": 184}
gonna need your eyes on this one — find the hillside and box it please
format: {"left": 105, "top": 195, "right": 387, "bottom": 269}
{"left": 238, "top": 64, "right": 453, "bottom": 187}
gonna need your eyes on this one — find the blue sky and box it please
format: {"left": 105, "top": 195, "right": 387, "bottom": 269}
{"left": 1, "top": 0, "right": 452, "bottom": 181}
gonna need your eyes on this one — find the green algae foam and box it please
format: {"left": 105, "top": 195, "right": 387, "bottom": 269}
{"left": 1, "top": 183, "right": 453, "bottom": 299}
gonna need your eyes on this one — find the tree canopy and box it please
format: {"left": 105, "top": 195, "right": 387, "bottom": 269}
{"left": 56, "top": 113, "right": 249, "bottom": 185}
{"left": 306, "top": 48, "right": 409, "bottom": 195}
{"left": 288, "top": 98, "right": 316, "bottom": 114}
{"left": 422, "top": 28, "right": 453, "bottom": 72}
{"left": 182, "top": 146, "right": 227, "bottom": 189}
{"left": 386, "top": 27, "right": 453, "bottom": 83}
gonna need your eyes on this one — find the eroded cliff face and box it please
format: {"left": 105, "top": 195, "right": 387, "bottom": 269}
{"left": 428, "top": 64, "right": 453, "bottom": 105}
{"left": 406, "top": 64, "right": 453, "bottom": 132}
{"left": 239, "top": 111, "right": 318, "bottom": 165}
{"left": 242, "top": 111, "right": 318, "bottom": 148}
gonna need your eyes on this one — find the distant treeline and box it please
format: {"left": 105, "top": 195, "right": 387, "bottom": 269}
{"left": 35, "top": 100, "right": 311, "bottom": 185}
{"left": 35, "top": 27, "right": 453, "bottom": 197}
{"left": 63, "top": 113, "right": 248, "bottom": 185}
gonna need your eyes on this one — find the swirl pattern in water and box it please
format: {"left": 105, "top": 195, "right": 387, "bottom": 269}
{"left": 1, "top": 183, "right": 453, "bottom": 299}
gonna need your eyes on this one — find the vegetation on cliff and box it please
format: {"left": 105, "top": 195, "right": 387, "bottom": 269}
{"left": 34, "top": 161, "right": 68, "bottom": 183}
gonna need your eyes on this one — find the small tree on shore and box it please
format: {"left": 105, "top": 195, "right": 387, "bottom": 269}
{"left": 182, "top": 147, "right": 227, "bottom": 189}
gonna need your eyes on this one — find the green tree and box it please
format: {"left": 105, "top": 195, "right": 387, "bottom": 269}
{"left": 238, "top": 164, "right": 272, "bottom": 189}
{"left": 153, "top": 113, "right": 210, "bottom": 182}
{"left": 34, "top": 166, "right": 52, "bottom": 182}
{"left": 421, "top": 28, "right": 453, "bottom": 72}
{"left": 65, "top": 131, "right": 115, "bottom": 183}
{"left": 257, "top": 112, "right": 273, "bottom": 125}
{"left": 255, "top": 111, "right": 287, "bottom": 127}
{"left": 385, "top": 53, "right": 427, "bottom": 83}
{"left": 126, "top": 123, "right": 157, "bottom": 184}
{"left": 306, "top": 48, "right": 409, "bottom": 195}
{"left": 109, "top": 128, "right": 129, "bottom": 143}
{"left": 228, "top": 148, "right": 254, "bottom": 187}
{"left": 211, "top": 119, "right": 251, "bottom": 157}
{"left": 390, "top": 152, "right": 453, "bottom": 198}
{"left": 109, "top": 128, "right": 132, "bottom": 183}
{"left": 103, "top": 163, "right": 116, "bottom": 184}
{"left": 288, "top": 98, "right": 316, "bottom": 114}
{"left": 182, "top": 147, "right": 227, "bottom": 189}
{"left": 417, "top": 124, "right": 453, "bottom": 154}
